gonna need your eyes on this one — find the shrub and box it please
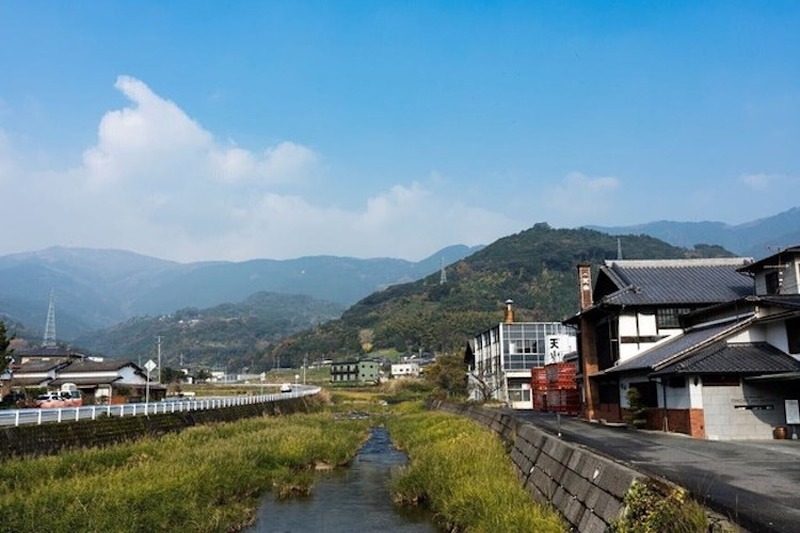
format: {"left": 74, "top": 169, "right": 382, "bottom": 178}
{"left": 612, "top": 479, "right": 708, "bottom": 533}
{"left": 624, "top": 387, "right": 648, "bottom": 429}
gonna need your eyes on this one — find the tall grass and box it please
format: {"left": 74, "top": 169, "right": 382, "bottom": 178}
{"left": 0, "top": 413, "right": 370, "bottom": 532}
{"left": 386, "top": 403, "right": 566, "bottom": 533}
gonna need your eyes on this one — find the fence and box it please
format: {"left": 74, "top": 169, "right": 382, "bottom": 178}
{"left": 0, "top": 386, "right": 319, "bottom": 428}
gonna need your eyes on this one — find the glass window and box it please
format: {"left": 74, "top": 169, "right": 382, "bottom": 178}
{"left": 766, "top": 271, "right": 780, "bottom": 295}
{"left": 656, "top": 308, "right": 691, "bottom": 329}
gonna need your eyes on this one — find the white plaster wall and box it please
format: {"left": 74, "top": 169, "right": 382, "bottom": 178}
{"left": 119, "top": 366, "right": 147, "bottom": 385}
{"left": 638, "top": 312, "right": 657, "bottom": 336}
{"left": 661, "top": 379, "right": 692, "bottom": 410}
{"left": 785, "top": 261, "right": 800, "bottom": 294}
{"left": 689, "top": 379, "right": 703, "bottom": 408}
{"left": 618, "top": 343, "right": 641, "bottom": 361}
{"left": 765, "top": 321, "right": 790, "bottom": 353}
{"left": 618, "top": 314, "right": 638, "bottom": 337}
{"left": 729, "top": 325, "right": 765, "bottom": 344}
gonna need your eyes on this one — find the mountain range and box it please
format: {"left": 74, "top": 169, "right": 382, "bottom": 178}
{"left": 2, "top": 207, "right": 798, "bottom": 368}
{"left": 0, "top": 244, "right": 481, "bottom": 341}
{"left": 588, "top": 207, "right": 800, "bottom": 258}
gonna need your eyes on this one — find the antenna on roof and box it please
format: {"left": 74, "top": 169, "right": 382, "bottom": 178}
{"left": 43, "top": 289, "right": 57, "bottom": 347}
{"left": 617, "top": 238, "right": 623, "bottom": 260}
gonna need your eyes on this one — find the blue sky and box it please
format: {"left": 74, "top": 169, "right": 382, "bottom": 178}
{"left": 1, "top": 2, "right": 798, "bottom": 262}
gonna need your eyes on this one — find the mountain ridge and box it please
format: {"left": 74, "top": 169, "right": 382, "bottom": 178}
{"left": 0, "top": 244, "right": 482, "bottom": 340}
{"left": 587, "top": 206, "right": 800, "bottom": 258}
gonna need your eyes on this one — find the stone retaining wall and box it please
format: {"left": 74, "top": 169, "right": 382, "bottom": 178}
{"left": 432, "top": 401, "right": 644, "bottom": 533}
{"left": 0, "top": 398, "right": 310, "bottom": 460}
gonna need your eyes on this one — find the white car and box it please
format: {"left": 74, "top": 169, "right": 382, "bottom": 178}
{"left": 280, "top": 383, "right": 292, "bottom": 393}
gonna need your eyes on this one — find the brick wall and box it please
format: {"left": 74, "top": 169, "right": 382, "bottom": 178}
{"left": 647, "top": 408, "right": 706, "bottom": 438}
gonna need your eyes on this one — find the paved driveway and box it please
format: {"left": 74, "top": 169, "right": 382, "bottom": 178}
{"left": 513, "top": 411, "right": 800, "bottom": 533}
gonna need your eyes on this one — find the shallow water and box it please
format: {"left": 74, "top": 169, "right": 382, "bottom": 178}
{"left": 246, "top": 427, "right": 438, "bottom": 533}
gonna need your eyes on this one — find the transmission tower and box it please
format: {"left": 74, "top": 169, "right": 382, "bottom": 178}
{"left": 439, "top": 257, "right": 448, "bottom": 285}
{"left": 43, "top": 290, "right": 57, "bottom": 347}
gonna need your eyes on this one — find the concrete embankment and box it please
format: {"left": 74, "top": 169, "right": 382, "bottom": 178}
{"left": 0, "top": 397, "right": 310, "bottom": 460}
{"left": 431, "top": 401, "right": 644, "bottom": 533}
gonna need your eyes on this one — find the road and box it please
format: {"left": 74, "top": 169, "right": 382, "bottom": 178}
{"left": 514, "top": 410, "right": 800, "bottom": 533}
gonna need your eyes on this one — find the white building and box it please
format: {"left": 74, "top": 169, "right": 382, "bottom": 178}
{"left": 391, "top": 362, "right": 421, "bottom": 378}
{"left": 467, "top": 302, "right": 576, "bottom": 409}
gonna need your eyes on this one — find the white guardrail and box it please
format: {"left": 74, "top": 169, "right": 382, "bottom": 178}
{"left": 0, "top": 385, "right": 321, "bottom": 427}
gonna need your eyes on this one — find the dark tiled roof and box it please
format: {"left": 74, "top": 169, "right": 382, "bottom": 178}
{"left": 61, "top": 359, "right": 139, "bottom": 373}
{"left": 13, "top": 358, "right": 71, "bottom": 373}
{"left": 598, "top": 258, "right": 753, "bottom": 306}
{"left": 753, "top": 295, "right": 800, "bottom": 309}
{"left": 9, "top": 377, "right": 52, "bottom": 386}
{"left": 652, "top": 342, "right": 800, "bottom": 376}
{"left": 50, "top": 376, "right": 122, "bottom": 386}
{"left": 605, "top": 319, "right": 751, "bottom": 374}
{"left": 737, "top": 246, "right": 800, "bottom": 274}
{"left": 15, "top": 347, "right": 84, "bottom": 358}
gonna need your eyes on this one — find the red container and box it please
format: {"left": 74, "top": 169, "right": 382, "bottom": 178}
{"left": 532, "top": 391, "right": 548, "bottom": 411}
{"left": 531, "top": 367, "right": 547, "bottom": 389}
{"left": 544, "top": 361, "right": 577, "bottom": 388}
{"left": 545, "top": 388, "right": 580, "bottom": 414}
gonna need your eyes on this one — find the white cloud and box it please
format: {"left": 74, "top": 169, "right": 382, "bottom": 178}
{"left": 0, "top": 129, "right": 15, "bottom": 184}
{"left": 740, "top": 172, "right": 779, "bottom": 191}
{"left": 0, "top": 76, "right": 520, "bottom": 262}
{"left": 538, "top": 172, "right": 622, "bottom": 226}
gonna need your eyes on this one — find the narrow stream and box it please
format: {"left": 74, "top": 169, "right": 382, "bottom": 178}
{"left": 246, "top": 426, "right": 439, "bottom": 532}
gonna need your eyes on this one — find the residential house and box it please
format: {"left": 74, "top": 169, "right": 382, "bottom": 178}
{"left": 330, "top": 359, "right": 381, "bottom": 384}
{"left": 568, "top": 253, "right": 800, "bottom": 439}
{"left": 467, "top": 300, "right": 576, "bottom": 409}
{"left": 4, "top": 356, "right": 161, "bottom": 404}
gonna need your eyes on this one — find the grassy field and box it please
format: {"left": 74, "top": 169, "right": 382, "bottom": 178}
{"left": 387, "top": 402, "right": 566, "bottom": 533}
{"left": 0, "top": 405, "right": 371, "bottom": 532}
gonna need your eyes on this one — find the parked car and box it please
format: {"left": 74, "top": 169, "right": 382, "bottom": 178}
{"left": 34, "top": 389, "right": 83, "bottom": 408}
{"left": 34, "top": 391, "right": 64, "bottom": 408}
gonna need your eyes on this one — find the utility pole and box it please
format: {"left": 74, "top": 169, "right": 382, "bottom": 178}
{"left": 157, "top": 336, "right": 162, "bottom": 384}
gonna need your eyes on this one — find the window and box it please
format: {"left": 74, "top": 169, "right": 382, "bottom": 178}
{"left": 630, "top": 382, "right": 658, "bottom": 407}
{"left": 667, "top": 377, "right": 686, "bottom": 388}
{"left": 598, "top": 383, "right": 620, "bottom": 404}
{"left": 656, "top": 308, "right": 691, "bottom": 329}
{"left": 702, "top": 376, "right": 740, "bottom": 387}
{"left": 766, "top": 271, "right": 780, "bottom": 295}
{"left": 787, "top": 317, "right": 800, "bottom": 354}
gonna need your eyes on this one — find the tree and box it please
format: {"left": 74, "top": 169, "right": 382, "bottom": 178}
{"left": 0, "top": 321, "right": 13, "bottom": 374}
{"left": 161, "top": 366, "right": 186, "bottom": 384}
{"left": 424, "top": 353, "right": 468, "bottom": 398}
{"left": 625, "top": 387, "right": 648, "bottom": 429}
{"left": 468, "top": 367, "right": 504, "bottom": 402}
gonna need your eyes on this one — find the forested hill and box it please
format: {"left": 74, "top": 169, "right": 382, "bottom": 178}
{"left": 271, "top": 224, "right": 733, "bottom": 367}
{"left": 73, "top": 292, "right": 344, "bottom": 371}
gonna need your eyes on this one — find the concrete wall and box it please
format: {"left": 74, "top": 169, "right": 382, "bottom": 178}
{"left": 702, "top": 382, "right": 792, "bottom": 440}
{"left": 0, "top": 398, "right": 311, "bottom": 460}
{"left": 432, "top": 401, "right": 645, "bottom": 533}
